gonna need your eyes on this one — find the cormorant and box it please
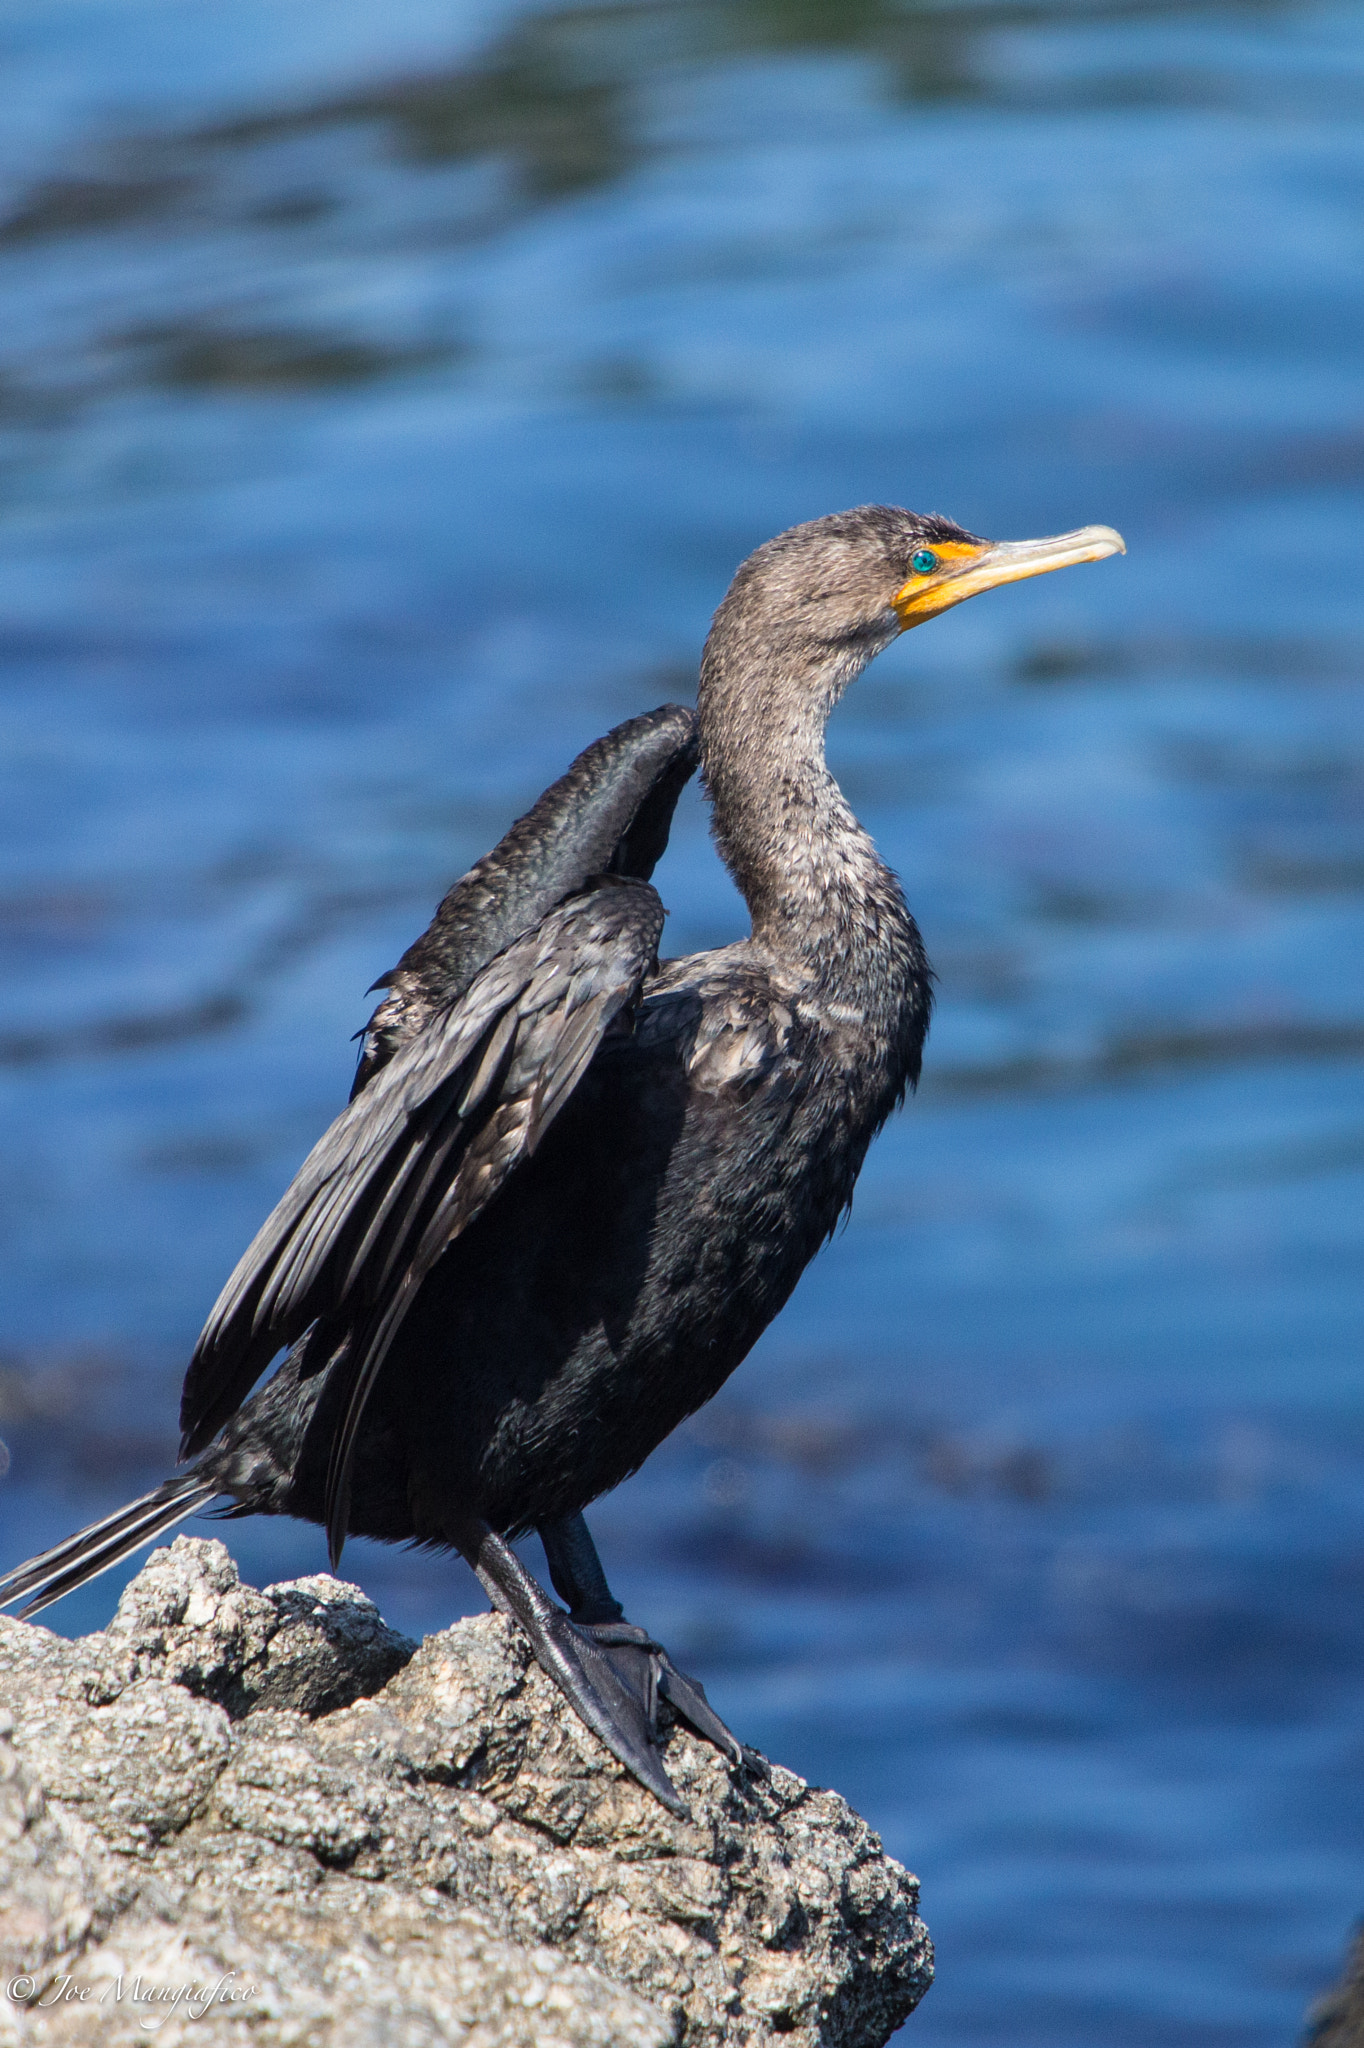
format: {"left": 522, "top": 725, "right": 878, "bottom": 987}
{"left": 0, "top": 506, "right": 1123, "bottom": 1811}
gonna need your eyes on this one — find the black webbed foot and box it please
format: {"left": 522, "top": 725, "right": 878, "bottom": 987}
{"left": 577, "top": 1617, "right": 767, "bottom": 1779}
{"left": 533, "top": 1603, "right": 692, "bottom": 1813}
{"left": 457, "top": 1513, "right": 760, "bottom": 1813}
{"left": 460, "top": 1520, "right": 687, "bottom": 1810}
{"left": 538, "top": 1510, "right": 764, "bottom": 1792}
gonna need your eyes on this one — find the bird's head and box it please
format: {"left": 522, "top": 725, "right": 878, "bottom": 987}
{"left": 709, "top": 504, "right": 1124, "bottom": 677}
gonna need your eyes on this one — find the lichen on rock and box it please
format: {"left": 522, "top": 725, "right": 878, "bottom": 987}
{"left": 0, "top": 1536, "right": 933, "bottom": 2045}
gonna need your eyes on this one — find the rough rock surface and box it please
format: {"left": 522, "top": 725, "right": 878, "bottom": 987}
{"left": 0, "top": 1537, "right": 933, "bottom": 2046}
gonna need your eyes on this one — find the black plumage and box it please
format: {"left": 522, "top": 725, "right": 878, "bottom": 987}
{"left": 1, "top": 505, "right": 1123, "bottom": 1810}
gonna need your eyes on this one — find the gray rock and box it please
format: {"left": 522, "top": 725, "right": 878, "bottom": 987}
{"left": 1307, "top": 1929, "right": 1364, "bottom": 2048}
{"left": 0, "top": 1537, "right": 933, "bottom": 2046}
{"left": 96, "top": 1537, "right": 418, "bottom": 1717}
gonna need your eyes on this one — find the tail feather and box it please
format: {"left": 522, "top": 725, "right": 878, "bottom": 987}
{"left": 0, "top": 1472, "right": 220, "bottom": 1620}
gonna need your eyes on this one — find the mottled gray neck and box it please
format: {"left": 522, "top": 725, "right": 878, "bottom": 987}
{"left": 698, "top": 617, "right": 916, "bottom": 996}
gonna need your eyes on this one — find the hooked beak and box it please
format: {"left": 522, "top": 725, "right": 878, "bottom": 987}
{"left": 892, "top": 524, "right": 1126, "bottom": 627}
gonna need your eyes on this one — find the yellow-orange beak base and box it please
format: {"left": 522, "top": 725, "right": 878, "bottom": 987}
{"left": 892, "top": 525, "right": 1126, "bottom": 627}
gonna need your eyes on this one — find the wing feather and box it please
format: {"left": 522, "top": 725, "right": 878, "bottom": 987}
{"left": 351, "top": 705, "right": 696, "bottom": 1093}
{"left": 320, "top": 981, "right": 633, "bottom": 1559}
{"left": 180, "top": 879, "right": 664, "bottom": 1475}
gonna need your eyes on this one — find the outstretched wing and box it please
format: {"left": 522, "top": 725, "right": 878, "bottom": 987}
{"left": 178, "top": 880, "right": 666, "bottom": 1547}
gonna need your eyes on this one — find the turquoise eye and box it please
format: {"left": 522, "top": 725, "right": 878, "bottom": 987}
{"left": 911, "top": 549, "right": 938, "bottom": 575}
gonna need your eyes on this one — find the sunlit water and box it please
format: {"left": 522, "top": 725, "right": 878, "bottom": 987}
{"left": 2, "top": 2, "right": 1363, "bottom": 2040}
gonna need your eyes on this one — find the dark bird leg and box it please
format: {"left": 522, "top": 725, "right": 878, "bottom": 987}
{"left": 538, "top": 1510, "right": 624, "bottom": 1623}
{"left": 537, "top": 1511, "right": 762, "bottom": 1782}
{"left": 454, "top": 1515, "right": 688, "bottom": 1812}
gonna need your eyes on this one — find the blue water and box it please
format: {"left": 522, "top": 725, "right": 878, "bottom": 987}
{"left": 2, "top": 1, "right": 1363, "bottom": 2039}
